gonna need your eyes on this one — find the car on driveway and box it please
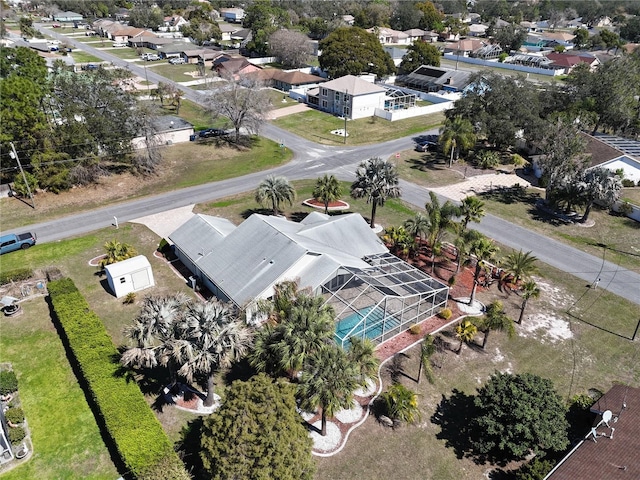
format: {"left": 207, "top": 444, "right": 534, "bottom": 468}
{"left": 198, "top": 128, "right": 226, "bottom": 138}
{"left": 169, "top": 57, "right": 185, "bottom": 64}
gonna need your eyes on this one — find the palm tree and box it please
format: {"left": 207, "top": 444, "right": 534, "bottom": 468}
{"left": 439, "top": 116, "right": 476, "bottom": 168}
{"left": 255, "top": 280, "right": 309, "bottom": 325}
{"left": 350, "top": 157, "right": 401, "bottom": 228}
{"left": 502, "top": 250, "right": 538, "bottom": 286}
{"left": 424, "top": 191, "right": 459, "bottom": 272}
{"left": 272, "top": 295, "right": 335, "bottom": 378}
{"left": 518, "top": 280, "right": 540, "bottom": 324}
{"left": 404, "top": 213, "right": 430, "bottom": 243}
{"left": 120, "top": 294, "right": 189, "bottom": 383}
{"left": 173, "top": 300, "right": 253, "bottom": 407}
{"left": 255, "top": 175, "right": 296, "bottom": 216}
{"left": 417, "top": 334, "right": 436, "bottom": 384}
{"left": 382, "top": 226, "right": 415, "bottom": 258}
{"left": 298, "top": 345, "right": 359, "bottom": 436}
{"left": 453, "top": 228, "right": 483, "bottom": 273}
{"left": 459, "top": 196, "right": 485, "bottom": 231}
{"left": 313, "top": 174, "right": 342, "bottom": 214}
{"left": 477, "top": 300, "right": 515, "bottom": 349}
{"left": 347, "top": 337, "right": 380, "bottom": 387}
{"left": 455, "top": 319, "right": 477, "bottom": 354}
{"left": 380, "top": 383, "right": 420, "bottom": 424}
{"left": 100, "top": 239, "right": 137, "bottom": 268}
{"left": 468, "top": 235, "right": 499, "bottom": 305}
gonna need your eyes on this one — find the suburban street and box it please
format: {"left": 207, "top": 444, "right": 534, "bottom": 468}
{"left": 6, "top": 26, "right": 640, "bottom": 306}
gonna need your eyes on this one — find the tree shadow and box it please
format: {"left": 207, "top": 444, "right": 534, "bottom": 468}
{"left": 289, "top": 211, "right": 309, "bottom": 223}
{"left": 241, "top": 207, "right": 273, "bottom": 219}
{"left": 385, "top": 353, "right": 411, "bottom": 383}
{"left": 431, "top": 389, "right": 480, "bottom": 461}
{"left": 223, "top": 358, "right": 257, "bottom": 386}
{"left": 406, "top": 156, "right": 448, "bottom": 172}
{"left": 176, "top": 417, "right": 205, "bottom": 477}
{"left": 479, "top": 185, "right": 538, "bottom": 206}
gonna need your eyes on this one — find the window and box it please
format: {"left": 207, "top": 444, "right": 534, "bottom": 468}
{"left": 120, "top": 277, "right": 126, "bottom": 284}
{"left": 335, "top": 92, "right": 340, "bottom": 101}
{"left": 321, "top": 100, "right": 327, "bottom": 108}
{"left": 1, "top": 240, "right": 15, "bottom": 248}
{"left": 321, "top": 88, "right": 327, "bottom": 97}
{"left": 344, "top": 107, "right": 350, "bottom": 116}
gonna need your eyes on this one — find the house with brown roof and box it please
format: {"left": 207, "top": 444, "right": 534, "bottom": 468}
{"left": 545, "top": 52, "right": 599, "bottom": 73}
{"left": 544, "top": 384, "right": 640, "bottom": 480}
{"left": 212, "top": 55, "right": 262, "bottom": 78}
{"left": 443, "top": 38, "right": 487, "bottom": 56}
{"left": 367, "top": 27, "right": 410, "bottom": 45}
{"left": 255, "top": 69, "right": 326, "bottom": 92}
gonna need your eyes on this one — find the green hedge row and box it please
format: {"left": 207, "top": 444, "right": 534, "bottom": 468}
{"left": 0, "top": 267, "right": 33, "bottom": 285}
{"left": 48, "top": 278, "right": 189, "bottom": 480}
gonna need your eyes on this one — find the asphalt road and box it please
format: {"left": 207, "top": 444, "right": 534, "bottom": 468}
{"left": 7, "top": 26, "right": 640, "bottom": 306}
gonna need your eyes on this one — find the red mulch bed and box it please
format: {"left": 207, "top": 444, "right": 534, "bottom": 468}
{"left": 303, "top": 198, "right": 349, "bottom": 209}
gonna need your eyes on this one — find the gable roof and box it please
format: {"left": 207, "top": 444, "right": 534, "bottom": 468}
{"left": 171, "top": 213, "right": 387, "bottom": 307}
{"left": 169, "top": 214, "right": 236, "bottom": 262}
{"left": 546, "top": 52, "right": 597, "bottom": 68}
{"left": 581, "top": 132, "right": 627, "bottom": 167}
{"left": 321, "top": 75, "right": 386, "bottom": 95}
{"left": 545, "top": 384, "right": 640, "bottom": 480}
{"left": 256, "top": 69, "right": 326, "bottom": 85}
{"left": 104, "top": 255, "right": 151, "bottom": 277}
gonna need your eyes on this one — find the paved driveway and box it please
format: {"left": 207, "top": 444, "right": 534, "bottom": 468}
{"left": 129, "top": 204, "right": 195, "bottom": 242}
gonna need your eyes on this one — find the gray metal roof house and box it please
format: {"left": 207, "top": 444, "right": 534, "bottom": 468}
{"left": 170, "top": 212, "right": 449, "bottom": 347}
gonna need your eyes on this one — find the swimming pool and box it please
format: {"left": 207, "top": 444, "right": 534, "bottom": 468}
{"left": 335, "top": 306, "right": 401, "bottom": 346}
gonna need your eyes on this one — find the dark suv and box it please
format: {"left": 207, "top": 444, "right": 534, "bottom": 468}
{"left": 198, "top": 128, "right": 226, "bottom": 138}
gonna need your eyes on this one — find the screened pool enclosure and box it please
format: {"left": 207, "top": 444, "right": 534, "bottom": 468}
{"left": 320, "top": 253, "right": 449, "bottom": 348}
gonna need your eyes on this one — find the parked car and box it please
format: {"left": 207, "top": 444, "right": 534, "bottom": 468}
{"left": 169, "top": 57, "right": 185, "bottom": 65}
{"left": 112, "top": 42, "right": 127, "bottom": 47}
{"left": 52, "top": 23, "right": 61, "bottom": 28}
{"left": 145, "top": 54, "right": 160, "bottom": 61}
{"left": 198, "top": 128, "right": 226, "bottom": 138}
{"left": 415, "top": 141, "right": 437, "bottom": 152}
{"left": 0, "top": 232, "right": 36, "bottom": 255}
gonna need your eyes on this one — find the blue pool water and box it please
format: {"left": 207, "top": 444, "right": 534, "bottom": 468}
{"left": 335, "top": 306, "right": 401, "bottom": 344}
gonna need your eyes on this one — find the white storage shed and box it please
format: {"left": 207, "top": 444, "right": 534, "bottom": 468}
{"left": 105, "top": 255, "right": 155, "bottom": 298}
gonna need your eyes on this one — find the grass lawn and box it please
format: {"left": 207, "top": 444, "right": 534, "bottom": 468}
{"left": 394, "top": 149, "right": 466, "bottom": 188}
{"left": 620, "top": 186, "right": 640, "bottom": 204}
{"left": 101, "top": 47, "right": 142, "bottom": 59}
{"left": 477, "top": 186, "right": 640, "bottom": 272}
{"left": 147, "top": 63, "right": 202, "bottom": 82}
{"left": 263, "top": 88, "right": 301, "bottom": 109}
{"left": 0, "top": 137, "right": 291, "bottom": 231}
{"left": 0, "top": 300, "right": 118, "bottom": 480}
{"left": 69, "top": 51, "right": 103, "bottom": 63}
{"left": 273, "top": 110, "right": 446, "bottom": 146}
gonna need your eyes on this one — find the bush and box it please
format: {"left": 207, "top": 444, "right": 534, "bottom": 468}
{"left": 448, "top": 275, "right": 456, "bottom": 287}
{"left": 5, "top": 407, "right": 24, "bottom": 424}
{"left": 48, "top": 278, "right": 189, "bottom": 479}
{"left": 409, "top": 324, "right": 421, "bottom": 335}
{"left": 0, "top": 370, "right": 18, "bottom": 395}
{"left": 0, "top": 268, "right": 34, "bottom": 285}
{"left": 13, "top": 171, "right": 38, "bottom": 197}
{"left": 438, "top": 308, "right": 452, "bottom": 320}
{"left": 618, "top": 201, "right": 634, "bottom": 216}
{"left": 621, "top": 178, "right": 635, "bottom": 187}
{"left": 512, "top": 153, "right": 526, "bottom": 167}
{"left": 475, "top": 150, "right": 500, "bottom": 169}
{"left": 8, "top": 426, "right": 26, "bottom": 444}
{"left": 123, "top": 292, "right": 136, "bottom": 305}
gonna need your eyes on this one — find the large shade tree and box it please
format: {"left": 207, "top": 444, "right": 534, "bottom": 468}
{"left": 577, "top": 167, "right": 623, "bottom": 223}
{"left": 298, "top": 345, "right": 360, "bottom": 436}
{"left": 472, "top": 372, "right": 569, "bottom": 459}
{"left": 173, "top": 300, "right": 253, "bottom": 407}
{"left": 399, "top": 40, "right": 441, "bottom": 73}
{"left": 200, "top": 374, "right": 315, "bottom": 480}
{"left": 255, "top": 175, "right": 296, "bottom": 216}
{"left": 350, "top": 157, "right": 401, "bottom": 228}
{"left": 319, "top": 27, "right": 396, "bottom": 79}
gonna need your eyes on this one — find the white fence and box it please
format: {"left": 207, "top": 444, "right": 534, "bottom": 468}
{"left": 443, "top": 53, "right": 565, "bottom": 76}
{"left": 611, "top": 200, "right": 640, "bottom": 222}
{"left": 374, "top": 102, "right": 452, "bottom": 121}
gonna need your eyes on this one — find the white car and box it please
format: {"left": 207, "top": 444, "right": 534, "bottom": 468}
{"left": 169, "top": 57, "right": 185, "bottom": 64}
{"left": 112, "top": 42, "right": 127, "bottom": 47}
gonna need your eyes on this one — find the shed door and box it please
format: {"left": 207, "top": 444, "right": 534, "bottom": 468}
{"left": 131, "top": 269, "right": 149, "bottom": 289}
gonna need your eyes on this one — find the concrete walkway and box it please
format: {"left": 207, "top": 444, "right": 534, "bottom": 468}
{"left": 129, "top": 204, "right": 195, "bottom": 241}
{"left": 431, "top": 172, "right": 532, "bottom": 202}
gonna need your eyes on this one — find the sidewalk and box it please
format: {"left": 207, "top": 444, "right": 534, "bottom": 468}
{"left": 430, "top": 172, "right": 532, "bottom": 202}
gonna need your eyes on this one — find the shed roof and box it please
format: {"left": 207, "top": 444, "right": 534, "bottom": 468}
{"left": 104, "top": 255, "right": 151, "bottom": 277}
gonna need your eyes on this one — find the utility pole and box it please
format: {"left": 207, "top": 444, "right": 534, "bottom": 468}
{"left": 344, "top": 88, "right": 348, "bottom": 144}
{"left": 9, "top": 142, "right": 35, "bottom": 209}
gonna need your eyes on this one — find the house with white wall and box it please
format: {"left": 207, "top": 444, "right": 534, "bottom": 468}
{"left": 306, "top": 75, "right": 387, "bottom": 120}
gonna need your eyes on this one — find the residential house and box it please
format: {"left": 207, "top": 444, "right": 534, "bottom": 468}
{"left": 544, "top": 384, "right": 640, "bottom": 480}
{"left": 212, "top": 54, "right": 262, "bottom": 77}
{"left": 468, "top": 23, "right": 488, "bottom": 37}
{"left": 396, "top": 65, "right": 472, "bottom": 93}
{"left": 443, "top": 38, "right": 487, "bottom": 57}
{"left": 341, "top": 15, "right": 355, "bottom": 26}
{"left": 403, "top": 29, "right": 428, "bottom": 43}
{"left": 306, "top": 75, "right": 387, "bottom": 120}
{"left": 219, "top": 23, "right": 242, "bottom": 41}
{"left": 256, "top": 69, "right": 326, "bottom": 92}
{"left": 383, "top": 46, "right": 407, "bottom": 67}
{"left": 131, "top": 115, "right": 195, "bottom": 150}
{"left": 545, "top": 52, "right": 599, "bottom": 73}
{"left": 160, "top": 15, "right": 188, "bottom": 32}
{"left": 540, "top": 31, "right": 576, "bottom": 47}
{"left": 129, "top": 36, "right": 174, "bottom": 50}
{"left": 588, "top": 133, "right": 640, "bottom": 184}
{"left": 220, "top": 7, "right": 245, "bottom": 23}
{"left": 169, "top": 212, "right": 449, "bottom": 346}
{"left": 52, "top": 11, "right": 83, "bottom": 22}
{"left": 109, "top": 26, "right": 153, "bottom": 44}
{"left": 471, "top": 43, "right": 503, "bottom": 59}
{"left": 367, "top": 27, "right": 410, "bottom": 45}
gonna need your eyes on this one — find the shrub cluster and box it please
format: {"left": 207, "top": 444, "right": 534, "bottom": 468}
{"left": 0, "top": 268, "right": 34, "bottom": 286}
{"left": 5, "top": 407, "right": 24, "bottom": 425}
{"left": 48, "top": 278, "right": 189, "bottom": 480}
{"left": 8, "top": 426, "right": 26, "bottom": 444}
{"left": 0, "top": 370, "right": 18, "bottom": 395}
{"left": 438, "top": 308, "right": 452, "bottom": 320}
